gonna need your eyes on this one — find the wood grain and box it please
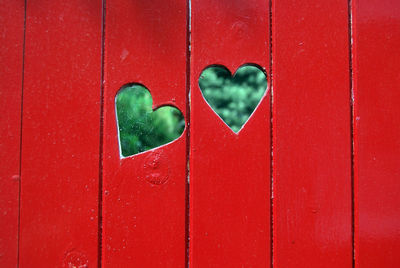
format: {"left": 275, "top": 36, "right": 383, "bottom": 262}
{"left": 353, "top": 0, "right": 400, "bottom": 266}
{"left": 273, "top": 0, "right": 353, "bottom": 266}
{"left": 19, "top": 1, "right": 102, "bottom": 266}
{"left": 190, "top": 0, "right": 271, "bottom": 266}
{"left": 0, "top": 1, "right": 25, "bottom": 266}
{"left": 103, "top": 0, "right": 188, "bottom": 266}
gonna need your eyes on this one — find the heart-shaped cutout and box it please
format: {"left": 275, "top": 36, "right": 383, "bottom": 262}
{"left": 116, "top": 84, "right": 185, "bottom": 158}
{"left": 199, "top": 64, "right": 268, "bottom": 133}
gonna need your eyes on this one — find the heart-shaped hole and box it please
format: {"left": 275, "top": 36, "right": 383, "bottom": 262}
{"left": 116, "top": 84, "right": 185, "bottom": 158}
{"left": 199, "top": 64, "right": 268, "bottom": 133}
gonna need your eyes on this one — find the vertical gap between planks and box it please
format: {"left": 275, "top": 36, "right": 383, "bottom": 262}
{"left": 98, "top": 0, "right": 106, "bottom": 267}
{"left": 185, "top": 0, "right": 192, "bottom": 267}
{"left": 269, "top": 0, "right": 274, "bottom": 266}
{"left": 347, "top": 0, "right": 355, "bottom": 267}
{"left": 17, "top": 1, "right": 27, "bottom": 266}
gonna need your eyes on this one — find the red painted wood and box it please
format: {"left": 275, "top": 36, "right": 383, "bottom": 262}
{"left": 19, "top": 1, "right": 102, "bottom": 266}
{"left": 103, "top": 0, "right": 188, "bottom": 266}
{"left": 353, "top": 0, "right": 400, "bottom": 267}
{"left": 190, "top": 0, "right": 270, "bottom": 266}
{"left": 272, "top": 0, "right": 352, "bottom": 267}
{"left": 0, "top": 1, "right": 24, "bottom": 266}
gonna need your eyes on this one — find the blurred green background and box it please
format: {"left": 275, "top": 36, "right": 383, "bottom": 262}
{"left": 199, "top": 65, "right": 268, "bottom": 132}
{"left": 116, "top": 65, "right": 267, "bottom": 157}
{"left": 116, "top": 85, "right": 185, "bottom": 157}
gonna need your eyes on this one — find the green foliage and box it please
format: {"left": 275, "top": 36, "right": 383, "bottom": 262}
{"left": 199, "top": 65, "right": 268, "bottom": 132}
{"left": 116, "top": 85, "right": 184, "bottom": 157}
{"left": 116, "top": 66, "right": 267, "bottom": 156}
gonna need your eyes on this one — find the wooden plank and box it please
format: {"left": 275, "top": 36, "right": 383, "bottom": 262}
{"left": 19, "top": 1, "right": 102, "bottom": 266}
{"left": 102, "top": 0, "right": 188, "bottom": 266}
{"left": 353, "top": 0, "right": 400, "bottom": 267}
{"left": 0, "top": 1, "right": 24, "bottom": 266}
{"left": 272, "top": 0, "right": 352, "bottom": 267}
{"left": 190, "top": 0, "right": 271, "bottom": 266}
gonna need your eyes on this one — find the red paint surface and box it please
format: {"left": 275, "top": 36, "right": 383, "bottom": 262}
{"left": 1, "top": 1, "right": 399, "bottom": 266}
{"left": 353, "top": 0, "right": 400, "bottom": 267}
{"left": 103, "top": 0, "right": 188, "bottom": 266}
{"left": 272, "top": 0, "right": 353, "bottom": 267}
{"left": 19, "top": 1, "right": 102, "bottom": 266}
{"left": 190, "top": 0, "right": 271, "bottom": 266}
{"left": 0, "top": 1, "right": 24, "bottom": 266}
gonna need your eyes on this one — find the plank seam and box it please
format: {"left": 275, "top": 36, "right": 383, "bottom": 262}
{"left": 269, "top": 0, "right": 274, "bottom": 266}
{"left": 185, "top": 1, "right": 192, "bottom": 267}
{"left": 98, "top": 0, "right": 106, "bottom": 267}
{"left": 347, "top": 0, "right": 355, "bottom": 267}
{"left": 17, "top": 1, "right": 27, "bottom": 266}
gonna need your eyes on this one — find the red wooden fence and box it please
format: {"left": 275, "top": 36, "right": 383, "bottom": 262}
{"left": 1, "top": 0, "right": 399, "bottom": 267}
{"left": 273, "top": 0, "right": 353, "bottom": 266}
